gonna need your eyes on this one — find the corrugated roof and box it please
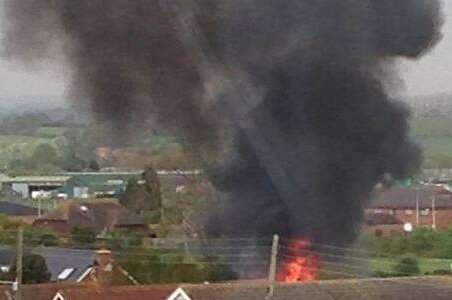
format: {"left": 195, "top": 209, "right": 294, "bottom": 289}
{"left": 1, "top": 176, "right": 71, "bottom": 183}
{"left": 370, "top": 186, "right": 452, "bottom": 209}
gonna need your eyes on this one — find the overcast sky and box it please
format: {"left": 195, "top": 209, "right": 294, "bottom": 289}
{"left": 0, "top": 1, "right": 451, "bottom": 100}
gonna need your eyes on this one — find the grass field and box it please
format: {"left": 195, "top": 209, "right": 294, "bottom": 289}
{"left": 0, "top": 135, "right": 53, "bottom": 165}
{"left": 34, "top": 126, "right": 67, "bottom": 138}
{"left": 372, "top": 257, "right": 452, "bottom": 274}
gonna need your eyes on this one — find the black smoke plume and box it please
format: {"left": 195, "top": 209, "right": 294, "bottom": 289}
{"left": 3, "top": 0, "right": 442, "bottom": 248}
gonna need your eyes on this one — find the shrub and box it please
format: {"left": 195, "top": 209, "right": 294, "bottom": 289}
{"left": 393, "top": 255, "right": 420, "bottom": 276}
{"left": 71, "top": 226, "right": 96, "bottom": 246}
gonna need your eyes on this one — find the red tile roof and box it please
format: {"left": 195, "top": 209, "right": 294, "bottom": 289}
{"left": 55, "top": 284, "right": 177, "bottom": 300}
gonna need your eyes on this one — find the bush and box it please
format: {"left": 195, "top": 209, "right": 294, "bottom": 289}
{"left": 71, "top": 227, "right": 96, "bottom": 246}
{"left": 393, "top": 255, "right": 420, "bottom": 276}
{"left": 2, "top": 254, "right": 51, "bottom": 284}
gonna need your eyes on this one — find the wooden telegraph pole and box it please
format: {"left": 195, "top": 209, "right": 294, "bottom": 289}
{"left": 266, "top": 234, "right": 279, "bottom": 300}
{"left": 15, "top": 227, "right": 23, "bottom": 300}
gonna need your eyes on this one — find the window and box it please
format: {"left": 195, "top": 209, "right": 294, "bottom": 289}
{"left": 405, "top": 210, "right": 413, "bottom": 215}
{"left": 374, "top": 209, "right": 383, "bottom": 214}
{"left": 57, "top": 268, "right": 75, "bottom": 281}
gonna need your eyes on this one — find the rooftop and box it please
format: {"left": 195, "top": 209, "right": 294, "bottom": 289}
{"left": 1, "top": 176, "right": 71, "bottom": 183}
{"left": 369, "top": 186, "right": 452, "bottom": 209}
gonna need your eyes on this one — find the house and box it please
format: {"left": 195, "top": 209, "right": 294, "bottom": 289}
{"left": 49, "top": 276, "right": 452, "bottom": 300}
{"left": 362, "top": 213, "right": 405, "bottom": 236}
{"left": 32, "top": 199, "right": 148, "bottom": 235}
{"left": 365, "top": 185, "right": 452, "bottom": 235}
{"left": 0, "top": 201, "right": 40, "bottom": 223}
{"left": 0, "top": 247, "right": 136, "bottom": 286}
{"left": 0, "top": 176, "right": 71, "bottom": 199}
{"left": 0, "top": 246, "right": 93, "bottom": 283}
{"left": 0, "top": 283, "right": 85, "bottom": 300}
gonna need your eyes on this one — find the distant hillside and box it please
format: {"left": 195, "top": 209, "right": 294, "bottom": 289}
{"left": 0, "top": 96, "right": 89, "bottom": 125}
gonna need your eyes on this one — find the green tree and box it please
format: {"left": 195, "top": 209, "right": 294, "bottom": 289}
{"left": 5, "top": 254, "right": 51, "bottom": 284}
{"left": 71, "top": 226, "right": 96, "bottom": 246}
{"left": 118, "top": 247, "right": 213, "bottom": 284}
{"left": 31, "top": 143, "right": 58, "bottom": 165}
{"left": 119, "top": 167, "right": 162, "bottom": 214}
{"left": 393, "top": 255, "right": 420, "bottom": 276}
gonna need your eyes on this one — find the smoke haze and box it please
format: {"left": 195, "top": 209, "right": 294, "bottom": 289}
{"left": 2, "top": 0, "right": 443, "bottom": 248}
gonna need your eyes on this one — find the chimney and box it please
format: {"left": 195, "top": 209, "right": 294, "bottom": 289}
{"left": 93, "top": 249, "right": 114, "bottom": 285}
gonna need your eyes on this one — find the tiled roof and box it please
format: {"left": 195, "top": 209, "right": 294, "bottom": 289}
{"left": 42, "top": 199, "right": 144, "bottom": 233}
{"left": 0, "top": 283, "right": 83, "bottom": 300}
{"left": 369, "top": 186, "right": 452, "bottom": 209}
{"left": 55, "top": 284, "right": 177, "bottom": 300}
{"left": 180, "top": 276, "right": 452, "bottom": 300}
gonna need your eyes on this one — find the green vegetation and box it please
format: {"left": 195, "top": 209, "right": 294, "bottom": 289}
{"left": 359, "top": 227, "right": 452, "bottom": 276}
{"left": 372, "top": 256, "right": 452, "bottom": 274}
{"left": 2, "top": 254, "right": 51, "bottom": 284}
{"left": 119, "top": 167, "right": 162, "bottom": 214}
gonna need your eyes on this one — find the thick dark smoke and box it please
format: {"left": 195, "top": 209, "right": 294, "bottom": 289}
{"left": 3, "top": 0, "right": 442, "bottom": 249}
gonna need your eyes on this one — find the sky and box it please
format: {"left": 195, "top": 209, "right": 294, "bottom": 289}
{"left": 0, "top": 1, "right": 450, "bottom": 100}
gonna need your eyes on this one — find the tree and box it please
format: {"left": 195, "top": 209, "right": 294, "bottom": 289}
{"left": 118, "top": 247, "right": 213, "bottom": 284}
{"left": 30, "top": 143, "right": 58, "bottom": 166}
{"left": 393, "top": 255, "right": 420, "bottom": 276}
{"left": 120, "top": 167, "right": 162, "bottom": 214}
{"left": 4, "top": 254, "right": 51, "bottom": 284}
{"left": 71, "top": 226, "right": 96, "bottom": 246}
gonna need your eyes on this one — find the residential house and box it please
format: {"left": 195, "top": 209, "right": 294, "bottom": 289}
{"left": 0, "top": 246, "right": 93, "bottom": 283}
{"left": 365, "top": 185, "right": 452, "bottom": 235}
{"left": 0, "top": 201, "right": 40, "bottom": 224}
{"left": 0, "top": 247, "right": 135, "bottom": 285}
{"left": 49, "top": 276, "right": 452, "bottom": 300}
{"left": 32, "top": 199, "right": 148, "bottom": 235}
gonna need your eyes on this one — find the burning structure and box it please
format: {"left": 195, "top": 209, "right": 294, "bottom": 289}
{"left": 3, "top": 0, "right": 443, "bottom": 281}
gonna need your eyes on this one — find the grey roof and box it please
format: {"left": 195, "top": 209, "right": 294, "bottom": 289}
{"left": 1, "top": 176, "right": 71, "bottom": 183}
{"left": 369, "top": 186, "right": 452, "bottom": 209}
{"left": 181, "top": 276, "right": 452, "bottom": 300}
{"left": 0, "top": 201, "right": 39, "bottom": 216}
{"left": 0, "top": 246, "right": 94, "bottom": 282}
{"left": 0, "top": 248, "right": 15, "bottom": 266}
{"left": 32, "top": 247, "right": 94, "bottom": 282}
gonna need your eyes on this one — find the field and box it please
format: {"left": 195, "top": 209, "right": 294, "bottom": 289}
{"left": 0, "top": 135, "right": 53, "bottom": 165}
{"left": 34, "top": 126, "right": 67, "bottom": 138}
{"left": 372, "top": 257, "right": 452, "bottom": 274}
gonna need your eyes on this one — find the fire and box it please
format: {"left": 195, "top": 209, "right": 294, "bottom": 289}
{"left": 279, "top": 239, "right": 318, "bottom": 282}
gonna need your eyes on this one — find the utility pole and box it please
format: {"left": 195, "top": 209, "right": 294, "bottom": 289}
{"left": 266, "top": 234, "right": 279, "bottom": 300}
{"left": 268, "top": 234, "right": 279, "bottom": 282}
{"left": 432, "top": 194, "right": 437, "bottom": 230}
{"left": 415, "top": 186, "right": 419, "bottom": 226}
{"left": 15, "top": 227, "right": 23, "bottom": 300}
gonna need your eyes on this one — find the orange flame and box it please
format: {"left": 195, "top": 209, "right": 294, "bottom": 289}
{"left": 279, "top": 239, "right": 318, "bottom": 282}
